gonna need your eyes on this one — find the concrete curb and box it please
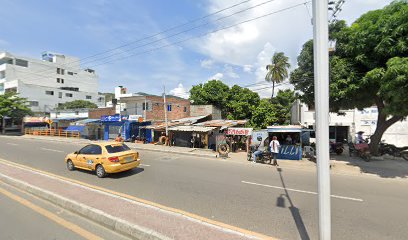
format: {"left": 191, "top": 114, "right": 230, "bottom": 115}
{"left": 0, "top": 173, "right": 171, "bottom": 240}
{"left": 131, "top": 146, "right": 216, "bottom": 158}
{"left": 21, "top": 135, "right": 216, "bottom": 158}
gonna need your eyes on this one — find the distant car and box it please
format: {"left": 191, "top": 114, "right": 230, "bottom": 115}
{"left": 65, "top": 142, "right": 140, "bottom": 178}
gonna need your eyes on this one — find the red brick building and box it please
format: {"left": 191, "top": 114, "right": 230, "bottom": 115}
{"left": 119, "top": 95, "right": 190, "bottom": 121}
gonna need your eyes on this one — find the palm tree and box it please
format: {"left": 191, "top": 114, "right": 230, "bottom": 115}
{"left": 265, "top": 52, "right": 291, "bottom": 98}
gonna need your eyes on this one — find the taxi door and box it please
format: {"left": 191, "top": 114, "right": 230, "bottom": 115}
{"left": 76, "top": 144, "right": 102, "bottom": 169}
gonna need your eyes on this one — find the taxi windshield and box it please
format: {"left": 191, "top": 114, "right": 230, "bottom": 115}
{"left": 105, "top": 144, "right": 131, "bottom": 153}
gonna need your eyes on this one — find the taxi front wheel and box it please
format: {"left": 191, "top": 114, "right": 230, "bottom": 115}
{"left": 96, "top": 164, "right": 106, "bottom": 178}
{"left": 67, "top": 160, "right": 75, "bottom": 171}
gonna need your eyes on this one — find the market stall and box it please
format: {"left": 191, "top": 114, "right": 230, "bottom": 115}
{"left": 225, "top": 127, "right": 253, "bottom": 152}
{"left": 267, "top": 125, "right": 303, "bottom": 160}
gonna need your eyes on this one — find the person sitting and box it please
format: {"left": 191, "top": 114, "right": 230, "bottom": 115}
{"left": 252, "top": 139, "right": 265, "bottom": 163}
{"left": 286, "top": 135, "right": 292, "bottom": 144}
{"left": 115, "top": 134, "right": 124, "bottom": 142}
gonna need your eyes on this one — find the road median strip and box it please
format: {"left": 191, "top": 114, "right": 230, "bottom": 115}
{"left": 0, "top": 158, "right": 275, "bottom": 240}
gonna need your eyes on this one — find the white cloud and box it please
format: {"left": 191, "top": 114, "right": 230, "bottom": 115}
{"left": 224, "top": 64, "right": 240, "bottom": 79}
{"left": 209, "top": 72, "right": 224, "bottom": 80}
{"left": 200, "top": 59, "right": 214, "bottom": 69}
{"left": 169, "top": 83, "right": 190, "bottom": 99}
{"left": 243, "top": 65, "right": 253, "bottom": 73}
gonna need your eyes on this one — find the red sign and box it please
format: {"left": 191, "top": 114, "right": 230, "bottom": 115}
{"left": 226, "top": 128, "right": 253, "bottom": 136}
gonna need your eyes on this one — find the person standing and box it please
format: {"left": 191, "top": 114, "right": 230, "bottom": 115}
{"left": 269, "top": 136, "right": 280, "bottom": 166}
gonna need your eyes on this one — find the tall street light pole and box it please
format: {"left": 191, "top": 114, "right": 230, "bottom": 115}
{"left": 312, "top": 0, "right": 331, "bottom": 239}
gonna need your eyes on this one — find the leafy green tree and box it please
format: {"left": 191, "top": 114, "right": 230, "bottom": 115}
{"left": 271, "top": 89, "right": 297, "bottom": 124}
{"left": 226, "top": 85, "right": 260, "bottom": 120}
{"left": 189, "top": 80, "right": 230, "bottom": 116}
{"left": 0, "top": 92, "right": 32, "bottom": 133}
{"left": 265, "top": 52, "right": 291, "bottom": 98}
{"left": 290, "top": 1, "right": 408, "bottom": 154}
{"left": 57, "top": 100, "right": 98, "bottom": 110}
{"left": 249, "top": 99, "right": 279, "bottom": 129}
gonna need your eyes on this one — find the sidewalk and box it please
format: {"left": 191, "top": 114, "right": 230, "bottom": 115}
{"left": 0, "top": 159, "right": 271, "bottom": 240}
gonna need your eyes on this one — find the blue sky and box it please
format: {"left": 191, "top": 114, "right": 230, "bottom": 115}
{"left": 0, "top": 0, "right": 393, "bottom": 98}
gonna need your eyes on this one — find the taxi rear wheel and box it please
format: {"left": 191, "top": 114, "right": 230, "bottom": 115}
{"left": 96, "top": 164, "right": 106, "bottom": 178}
{"left": 67, "top": 160, "right": 75, "bottom": 171}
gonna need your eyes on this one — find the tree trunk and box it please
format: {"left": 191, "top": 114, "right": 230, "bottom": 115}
{"left": 1, "top": 117, "right": 5, "bottom": 134}
{"left": 369, "top": 99, "right": 403, "bottom": 155}
{"left": 271, "top": 81, "right": 275, "bottom": 99}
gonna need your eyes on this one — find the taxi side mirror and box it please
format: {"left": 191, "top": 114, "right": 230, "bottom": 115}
{"left": 74, "top": 151, "right": 79, "bottom": 154}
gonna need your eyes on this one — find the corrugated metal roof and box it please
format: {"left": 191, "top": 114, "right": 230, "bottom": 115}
{"left": 168, "top": 125, "right": 216, "bottom": 132}
{"left": 71, "top": 119, "right": 100, "bottom": 125}
{"left": 171, "top": 115, "right": 209, "bottom": 123}
{"left": 194, "top": 119, "right": 247, "bottom": 127}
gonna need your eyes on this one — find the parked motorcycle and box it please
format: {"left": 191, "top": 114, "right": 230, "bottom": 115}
{"left": 247, "top": 145, "right": 271, "bottom": 163}
{"left": 379, "top": 142, "right": 408, "bottom": 161}
{"left": 330, "top": 142, "right": 344, "bottom": 155}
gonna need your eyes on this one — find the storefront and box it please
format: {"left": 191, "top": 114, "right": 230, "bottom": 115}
{"left": 168, "top": 125, "right": 216, "bottom": 148}
{"left": 225, "top": 127, "right": 253, "bottom": 152}
{"left": 101, "top": 114, "right": 151, "bottom": 141}
{"left": 23, "top": 117, "right": 52, "bottom": 131}
{"left": 267, "top": 125, "right": 304, "bottom": 160}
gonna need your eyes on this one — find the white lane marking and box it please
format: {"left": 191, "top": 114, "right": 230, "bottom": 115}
{"left": 242, "top": 180, "right": 364, "bottom": 202}
{"left": 6, "top": 143, "right": 18, "bottom": 146}
{"left": 139, "top": 164, "right": 150, "bottom": 167}
{"left": 40, "top": 148, "right": 65, "bottom": 153}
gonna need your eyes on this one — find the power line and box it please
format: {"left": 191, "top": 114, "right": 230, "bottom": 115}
{"left": 79, "top": 0, "right": 279, "bottom": 68}
{"left": 23, "top": 0, "right": 257, "bottom": 78}
{"left": 87, "top": 1, "right": 310, "bottom": 68}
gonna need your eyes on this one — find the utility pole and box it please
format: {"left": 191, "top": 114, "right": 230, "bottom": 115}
{"left": 163, "top": 85, "right": 169, "bottom": 136}
{"left": 313, "top": 0, "right": 331, "bottom": 239}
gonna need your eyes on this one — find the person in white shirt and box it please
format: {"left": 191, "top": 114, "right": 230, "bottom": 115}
{"left": 269, "top": 136, "right": 280, "bottom": 166}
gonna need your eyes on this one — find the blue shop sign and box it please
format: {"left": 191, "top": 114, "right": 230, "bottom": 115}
{"left": 101, "top": 114, "right": 121, "bottom": 122}
{"left": 278, "top": 145, "right": 302, "bottom": 160}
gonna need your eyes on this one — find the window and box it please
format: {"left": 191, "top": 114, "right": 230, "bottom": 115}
{"left": 29, "top": 101, "right": 39, "bottom": 107}
{"left": 75, "top": 111, "right": 79, "bottom": 115}
{"left": 184, "top": 106, "right": 187, "bottom": 112}
{"left": 167, "top": 104, "right": 172, "bottom": 112}
{"left": 15, "top": 59, "right": 28, "bottom": 67}
{"left": 58, "top": 92, "right": 62, "bottom": 98}
{"left": 57, "top": 68, "right": 65, "bottom": 75}
{"left": 45, "top": 90, "right": 54, "bottom": 95}
{"left": 5, "top": 87, "right": 17, "bottom": 93}
{"left": 79, "top": 145, "right": 102, "bottom": 155}
{"left": 98, "top": 97, "right": 104, "bottom": 102}
{"left": 143, "top": 102, "right": 149, "bottom": 110}
{"left": 61, "top": 79, "right": 64, "bottom": 84}
{"left": 86, "top": 95, "right": 92, "bottom": 100}
{"left": 68, "top": 71, "right": 74, "bottom": 75}
{"left": 0, "top": 71, "right": 5, "bottom": 79}
{"left": 105, "top": 144, "right": 131, "bottom": 153}
{"left": 66, "top": 93, "right": 73, "bottom": 97}
{"left": 57, "top": 78, "right": 61, "bottom": 83}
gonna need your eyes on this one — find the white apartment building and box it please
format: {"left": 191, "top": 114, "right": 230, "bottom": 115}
{"left": 0, "top": 51, "right": 105, "bottom": 113}
{"left": 291, "top": 100, "right": 408, "bottom": 146}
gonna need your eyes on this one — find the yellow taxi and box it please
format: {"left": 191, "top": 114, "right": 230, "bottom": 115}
{"left": 64, "top": 142, "right": 140, "bottom": 178}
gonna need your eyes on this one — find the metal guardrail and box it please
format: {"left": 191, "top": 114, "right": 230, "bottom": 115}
{"left": 24, "top": 129, "right": 80, "bottom": 138}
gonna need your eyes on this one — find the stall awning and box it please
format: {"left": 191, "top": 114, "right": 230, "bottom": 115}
{"left": 168, "top": 125, "right": 216, "bottom": 132}
{"left": 267, "top": 125, "right": 303, "bottom": 133}
{"left": 71, "top": 119, "right": 100, "bottom": 125}
{"left": 65, "top": 125, "right": 85, "bottom": 132}
{"left": 51, "top": 117, "right": 86, "bottom": 122}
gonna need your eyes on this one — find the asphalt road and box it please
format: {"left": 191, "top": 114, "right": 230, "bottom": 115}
{"left": 0, "top": 180, "right": 130, "bottom": 240}
{"left": 1, "top": 136, "right": 407, "bottom": 240}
